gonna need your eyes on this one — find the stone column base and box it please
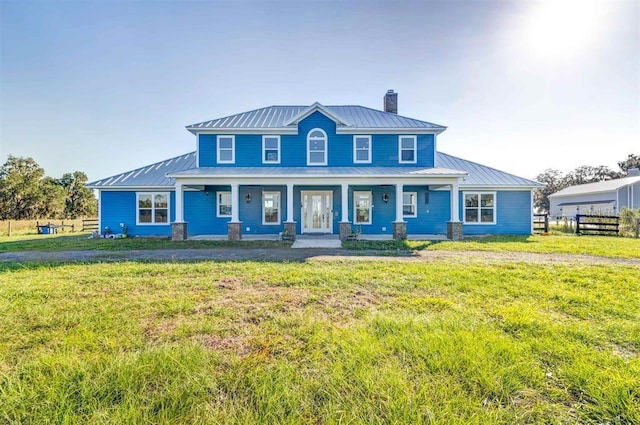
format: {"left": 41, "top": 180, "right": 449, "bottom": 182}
{"left": 283, "top": 221, "right": 296, "bottom": 241}
{"left": 228, "top": 222, "right": 242, "bottom": 241}
{"left": 339, "top": 222, "right": 352, "bottom": 242}
{"left": 171, "top": 222, "right": 187, "bottom": 241}
{"left": 447, "top": 221, "right": 463, "bottom": 241}
{"left": 393, "top": 221, "right": 407, "bottom": 240}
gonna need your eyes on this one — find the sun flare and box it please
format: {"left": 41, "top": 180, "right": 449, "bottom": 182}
{"left": 522, "top": 0, "right": 606, "bottom": 61}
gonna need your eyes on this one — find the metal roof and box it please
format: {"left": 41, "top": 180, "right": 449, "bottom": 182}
{"left": 437, "top": 152, "right": 542, "bottom": 187}
{"left": 186, "top": 105, "right": 445, "bottom": 131}
{"left": 168, "top": 166, "right": 467, "bottom": 178}
{"left": 87, "top": 152, "right": 197, "bottom": 188}
{"left": 88, "top": 150, "right": 540, "bottom": 189}
{"left": 549, "top": 175, "right": 640, "bottom": 198}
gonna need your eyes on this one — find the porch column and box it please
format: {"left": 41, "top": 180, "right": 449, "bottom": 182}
{"left": 231, "top": 183, "right": 239, "bottom": 222}
{"left": 171, "top": 183, "right": 187, "bottom": 241}
{"left": 450, "top": 182, "right": 460, "bottom": 222}
{"left": 339, "top": 183, "right": 351, "bottom": 242}
{"left": 286, "top": 183, "right": 294, "bottom": 223}
{"left": 175, "top": 183, "right": 184, "bottom": 222}
{"left": 395, "top": 183, "right": 404, "bottom": 222}
{"left": 284, "top": 183, "right": 296, "bottom": 241}
{"left": 228, "top": 183, "right": 242, "bottom": 241}
{"left": 393, "top": 183, "right": 407, "bottom": 240}
{"left": 341, "top": 183, "right": 349, "bottom": 222}
{"left": 447, "top": 182, "right": 463, "bottom": 241}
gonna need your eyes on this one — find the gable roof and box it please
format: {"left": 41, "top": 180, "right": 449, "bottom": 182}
{"left": 186, "top": 104, "right": 446, "bottom": 132}
{"left": 284, "top": 102, "right": 350, "bottom": 126}
{"left": 88, "top": 150, "right": 539, "bottom": 189}
{"left": 549, "top": 175, "right": 640, "bottom": 198}
{"left": 437, "top": 152, "right": 542, "bottom": 187}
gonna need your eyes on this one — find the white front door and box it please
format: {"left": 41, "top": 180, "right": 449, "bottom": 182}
{"left": 301, "top": 191, "right": 333, "bottom": 234}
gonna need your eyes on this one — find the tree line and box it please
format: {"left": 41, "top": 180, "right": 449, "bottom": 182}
{"left": 534, "top": 154, "right": 640, "bottom": 212}
{"left": 0, "top": 155, "right": 97, "bottom": 220}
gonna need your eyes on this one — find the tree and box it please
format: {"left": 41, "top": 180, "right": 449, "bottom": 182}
{"left": 58, "top": 171, "right": 97, "bottom": 218}
{"left": 564, "top": 165, "right": 621, "bottom": 185}
{"left": 618, "top": 154, "right": 640, "bottom": 174}
{"left": 534, "top": 165, "right": 618, "bottom": 212}
{"left": 37, "top": 177, "right": 66, "bottom": 218}
{"left": 0, "top": 155, "right": 46, "bottom": 220}
{"left": 534, "top": 169, "right": 565, "bottom": 212}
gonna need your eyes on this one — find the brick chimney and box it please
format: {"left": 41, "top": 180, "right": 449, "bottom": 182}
{"left": 384, "top": 89, "right": 397, "bottom": 114}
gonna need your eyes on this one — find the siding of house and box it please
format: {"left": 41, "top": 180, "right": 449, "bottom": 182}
{"left": 633, "top": 181, "right": 640, "bottom": 208}
{"left": 461, "top": 190, "right": 532, "bottom": 235}
{"left": 549, "top": 191, "right": 617, "bottom": 217}
{"left": 101, "top": 191, "right": 175, "bottom": 236}
{"left": 197, "top": 112, "right": 436, "bottom": 168}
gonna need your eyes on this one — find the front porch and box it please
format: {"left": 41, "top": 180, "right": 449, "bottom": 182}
{"left": 169, "top": 172, "right": 466, "bottom": 242}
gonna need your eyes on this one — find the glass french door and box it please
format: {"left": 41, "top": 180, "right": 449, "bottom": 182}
{"left": 302, "top": 191, "right": 332, "bottom": 233}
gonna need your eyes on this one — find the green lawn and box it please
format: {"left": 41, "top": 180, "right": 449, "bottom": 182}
{"left": 345, "top": 234, "right": 640, "bottom": 259}
{"left": 0, "top": 234, "right": 292, "bottom": 252}
{"left": 2, "top": 233, "right": 640, "bottom": 260}
{"left": 1, "top": 258, "right": 638, "bottom": 423}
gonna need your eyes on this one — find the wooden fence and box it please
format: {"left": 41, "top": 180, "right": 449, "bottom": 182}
{"left": 575, "top": 214, "right": 619, "bottom": 236}
{"left": 82, "top": 218, "right": 99, "bottom": 232}
{"left": 533, "top": 214, "right": 549, "bottom": 233}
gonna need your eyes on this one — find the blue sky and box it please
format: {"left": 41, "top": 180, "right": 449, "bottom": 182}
{"left": 1, "top": 0, "right": 638, "bottom": 182}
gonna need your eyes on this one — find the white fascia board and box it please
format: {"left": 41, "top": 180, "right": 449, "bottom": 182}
{"left": 461, "top": 185, "right": 542, "bottom": 190}
{"left": 87, "top": 186, "right": 176, "bottom": 191}
{"left": 188, "top": 128, "right": 298, "bottom": 135}
{"left": 171, "top": 176, "right": 463, "bottom": 187}
{"left": 336, "top": 127, "right": 446, "bottom": 135}
{"left": 188, "top": 127, "right": 446, "bottom": 136}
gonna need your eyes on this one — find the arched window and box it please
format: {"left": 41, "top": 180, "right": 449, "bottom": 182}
{"left": 307, "top": 128, "right": 327, "bottom": 165}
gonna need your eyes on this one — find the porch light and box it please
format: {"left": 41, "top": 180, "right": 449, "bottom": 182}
{"left": 382, "top": 193, "right": 389, "bottom": 203}
{"left": 245, "top": 193, "right": 252, "bottom": 203}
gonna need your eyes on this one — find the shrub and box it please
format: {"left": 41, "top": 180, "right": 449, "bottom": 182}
{"left": 619, "top": 207, "right": 640, "bottom": 238}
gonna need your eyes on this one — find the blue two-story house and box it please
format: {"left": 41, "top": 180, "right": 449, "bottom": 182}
{"left": 88, "top": 90, "right": 541, "bottom": 241}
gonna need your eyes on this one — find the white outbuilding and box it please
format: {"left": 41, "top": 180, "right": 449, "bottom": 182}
{"left": 549, "top": 168, "right": 640, "bottom": 218}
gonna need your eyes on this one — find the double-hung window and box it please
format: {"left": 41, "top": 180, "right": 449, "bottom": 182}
{"left": 353, "top": 135, "right": 371, "bottom": 164}
{"left": 262, "top": 136, "right": 280, "bottom": 164}
{"left": 137, "top": 192, "right": 169, "bottom": 224}
{"left": 399, "top": 135, "right": 417, "bottom": 164}
{"left": 464, "top": 192, "right": 496, "bottom": 224}
{"left": 217, "top": 191, "right": 232, "bottom": 217}
{"left": 354, "top": 191, "right": 372, "bottom": 224}
{"left": 307, "top": 128, "right": 327, "bottom": 165}
{"left": 403, "top": 192, "right": 417, "bottom": 218}
{"left": 217, "top": 136, "right": 235, "bottom": 164}
{"left": 262, "top": 191, "right": 280, "bottom": 225}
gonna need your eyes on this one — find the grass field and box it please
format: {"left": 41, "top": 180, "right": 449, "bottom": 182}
{"left": 2, "top": 232, "right": 640, "bottom": 259}
{"left": 1, "top": 256, "right": 638, "bottom": 423}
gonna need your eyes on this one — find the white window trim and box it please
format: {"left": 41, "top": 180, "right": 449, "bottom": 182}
{"left": 216, "top": 191, "right": 232, "bottom": 218}
{"left": 353, "top": 135, "right": 372, "bottom": 164}
{"left": 399, "top": 135, "right": 417, "bottom": 164}
{"left": 307, "top": 128, "right": 328, "bottom": 166}
{"left": 353, "top": 191, "right": 372, "bottom": 225}
{"left": 403, "top": 191, "right": 417, "bottom": 218}
{"left": 262, "top": 135, "right": 281, "bottom": 164}
{"left": 217, "top": 135, "right": 235, "bottom": 164}
{"left": 463, "top": 191, "right": 497, "bottom": 225}
{"left": 136, "top": 192, "right": 170, "bottom": 225}
{"left": 262, "top": 191, "right": 281, "bottom": 225}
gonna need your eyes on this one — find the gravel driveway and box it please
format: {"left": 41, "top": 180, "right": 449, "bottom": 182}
{"left": 1, "top": 248, "right": 639, "bottom": 266}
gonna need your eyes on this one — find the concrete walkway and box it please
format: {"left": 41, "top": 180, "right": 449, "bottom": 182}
{"left": 292, "top": 235, "right": 342, "bottom": 248}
